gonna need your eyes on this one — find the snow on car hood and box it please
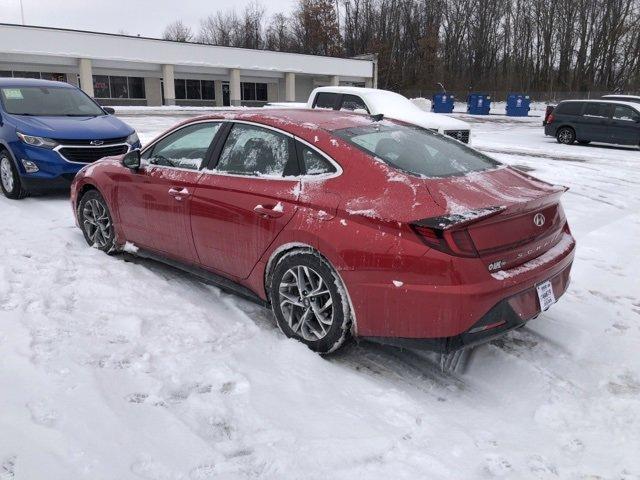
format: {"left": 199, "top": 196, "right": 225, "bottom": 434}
{"left": 8, "top": 113, "right": 134, "bottom": 140}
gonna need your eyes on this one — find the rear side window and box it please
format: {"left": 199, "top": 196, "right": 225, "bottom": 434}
{"left": 313, "top": 92, "right": 338, "bottom": 109}
{"left": 298, "top": 143, "right": 336, "bottom": 175}
{"left": 335, "top": 123, "right": 500, "bottom": 178}
{"left": 555, "top": 102, "right": 583, "bottom": 116}
{"left": 216, "top": 123, "right": 293, "bottom": 177}
{"left": 340, "top": 94, "right": 369, "bottom": 113}
{"left": 612, "top": 106, "right": 640, "bottom": 122}
{"left": 583, "top": 103, "right": 611, "bottom": 118}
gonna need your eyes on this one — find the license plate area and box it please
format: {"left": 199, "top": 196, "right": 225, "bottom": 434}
{"left": 536, "top": 280, "right": 556, "bottom": 311}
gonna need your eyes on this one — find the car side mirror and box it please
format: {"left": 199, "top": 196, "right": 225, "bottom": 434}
{"left": 122, "top": 149, "right": 141, "bottom": 170}
{"left": 103, "top": 107, "right": 116, "bottom": 115}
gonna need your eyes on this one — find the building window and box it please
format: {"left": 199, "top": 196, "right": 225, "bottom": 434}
{"left": 186, "top": 79, "right": 201, "bottom": 100}
{"left": 202, "top": 81, "right": 215, "bottom": 100}
{"left": 129, "top": 77, "right": 145, "bottom": 99}
{"left": 1, "top": 71, "right": 67, "bottom": 82}
{"left": 175, "top": 79, "right": 216, "bottom": 101}
{"left": 92, "top": 75, "right": 146, "bottom": 99}
{"left": 241, "top": 82, "right": 268, "bottom": 102}
{"left": 93, "top": 75, "right": 110, "bottom": 98}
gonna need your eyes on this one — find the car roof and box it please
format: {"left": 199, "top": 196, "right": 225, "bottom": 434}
{"left": 558, "top": 99, "right": 640, "bottom": 110}
{"left": 602, "top": 94, "right": 640, "bottom": 100}
{"left": 178, "top": 108, "right": 397, "bottom": 137}
{"left": 0, "top": 77, "right": 73, "bottom": 88}
{"left": 312, "top": 86, "right": 381, "bottom": 96}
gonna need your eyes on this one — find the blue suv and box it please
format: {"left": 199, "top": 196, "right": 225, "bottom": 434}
{"left": 0, "top": 78, "right": 140, "bottom": 199}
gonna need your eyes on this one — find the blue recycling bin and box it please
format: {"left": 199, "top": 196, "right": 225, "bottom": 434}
{"left": 506, "top": 93, "right": 530, "bottom": 117}
{"left": 467, "top": 93, "right": 491, "bottom": 115}
{"left": 432, "top": 93, "right": 455, "bottom": 113}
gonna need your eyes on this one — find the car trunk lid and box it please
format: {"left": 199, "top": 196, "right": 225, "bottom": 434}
{"left": 425, "top": 167, "right": 568, "bottom": 270}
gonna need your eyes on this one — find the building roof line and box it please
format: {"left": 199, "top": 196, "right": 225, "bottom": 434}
{"left": 0, "top": 23, "right": 371, "bottom": 64}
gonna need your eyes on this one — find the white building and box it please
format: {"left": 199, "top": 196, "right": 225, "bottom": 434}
{"left": 0, "top": 24, "right": 377, "bottom": 107}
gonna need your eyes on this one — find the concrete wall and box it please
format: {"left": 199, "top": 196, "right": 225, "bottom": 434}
{"left": 144, "top": 77, "right": 162, "bottom": 106}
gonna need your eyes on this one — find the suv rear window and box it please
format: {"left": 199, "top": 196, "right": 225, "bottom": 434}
{"left": 335, "top": 124, "right": 500, "bottom": 178}
{"left": 555, "top": 102, "right": 583, "bottom": 116}
{"left": 313, "top": 92, "right": 338, "bottom": 109}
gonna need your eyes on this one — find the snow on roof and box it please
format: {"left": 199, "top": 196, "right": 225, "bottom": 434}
{"left": 559, "top": 98, "right": 640, "bottom": 110}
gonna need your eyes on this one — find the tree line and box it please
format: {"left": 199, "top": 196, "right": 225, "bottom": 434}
{"left": 162, "top": 0, "right": 640, "bottom": 98}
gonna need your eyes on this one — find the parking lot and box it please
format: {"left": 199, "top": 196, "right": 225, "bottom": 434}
{"left": 1, "top": 110, "right": 639, "bottom": 479}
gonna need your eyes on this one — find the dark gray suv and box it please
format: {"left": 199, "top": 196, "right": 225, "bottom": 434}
{"left": 545, "top": 100, "right": 640, "bottom": 147}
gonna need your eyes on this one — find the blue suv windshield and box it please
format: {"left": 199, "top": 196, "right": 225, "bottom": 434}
{"left": 0, "top": 86, "right": 105, "bottom": 116}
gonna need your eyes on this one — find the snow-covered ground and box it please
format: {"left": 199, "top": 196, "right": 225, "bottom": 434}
{"left": 1, "top": 112, "right": 639, "bottom": 479}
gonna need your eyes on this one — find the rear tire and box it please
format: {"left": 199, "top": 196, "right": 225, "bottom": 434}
{"left": 77, "top": 189, "right": 117, "bottom": 254}
{"left": 270, "top": 251, "right": 351, "bottom": 354}
{"left": 556, "top": 127, "right": 576, "bottom": 145}
{"left": 0, "top": 150, "right": 28, "bottom": 200}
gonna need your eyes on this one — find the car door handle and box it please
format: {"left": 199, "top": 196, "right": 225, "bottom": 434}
{"left": 168, "top": 187, "right": 190, "bottom": 200}
{"left": 254, "top": 204, "right": 285, "bottom": 218}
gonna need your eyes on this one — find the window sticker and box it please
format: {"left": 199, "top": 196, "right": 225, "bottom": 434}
{"left": 2, "top": 88, "right": 23, "bottom": 99}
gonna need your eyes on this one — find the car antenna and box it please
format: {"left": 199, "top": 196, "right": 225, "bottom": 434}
{"left": 370, "top": 113, "right": 384, "bottom": 122}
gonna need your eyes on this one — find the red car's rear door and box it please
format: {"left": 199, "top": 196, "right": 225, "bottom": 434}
{"left": 116, "top": 121, "right": 223, "bottom": 263}
{"left": 190, "top": 122, "right": 300, "bottom": 279}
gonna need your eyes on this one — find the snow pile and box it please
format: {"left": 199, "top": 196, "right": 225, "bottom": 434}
{"left": 410, "top": 97, "right": 432, "bottom": 112}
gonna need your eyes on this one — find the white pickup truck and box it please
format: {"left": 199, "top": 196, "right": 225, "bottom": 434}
{"left": 305, "top": 86, "right": 472, "bottom": 144}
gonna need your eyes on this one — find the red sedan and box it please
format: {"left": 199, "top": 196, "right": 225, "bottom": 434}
{"left": 70, "top": 109, "right": 575, "bottom": 354}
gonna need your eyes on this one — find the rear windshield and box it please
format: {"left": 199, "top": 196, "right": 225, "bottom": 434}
{"left": 0, "top": 86, "right": 105, "bottom": 116}
{"left": 334, "top": 123, "right": 500, "bottom": 178}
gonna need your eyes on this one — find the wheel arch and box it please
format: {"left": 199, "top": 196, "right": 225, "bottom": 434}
{"left": 264, "top": 242, "right": 359, "bottom": 335}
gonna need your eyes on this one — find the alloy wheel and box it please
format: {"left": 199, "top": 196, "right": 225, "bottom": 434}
{"left": 278, "top": 265, "right": 334, "bottom": 341}
{"left": 558, "top": 129, "right": 573, "bottom": 144}
{"left": 82, "top": 198, "right": 112, "bottom": 248}
{"left": 0, "top": 157, "right": 14, "bottom": 193}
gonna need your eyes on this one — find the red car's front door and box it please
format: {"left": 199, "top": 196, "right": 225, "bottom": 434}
{"left": 116, "top": 121, "right": 223, "bottom": 263}
{"left": 190, "top": 122, "right": 300, "bottom": 279}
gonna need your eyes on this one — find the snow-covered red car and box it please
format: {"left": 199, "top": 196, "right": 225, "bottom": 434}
{"left": 70, "top": 109, "right": 575, "bottom": 354}
{"left": 306, "top": 86, "right": 473, "bottom": 143}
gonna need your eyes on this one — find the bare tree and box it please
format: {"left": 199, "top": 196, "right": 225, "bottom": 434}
{"left": 162, "top": 20, "right": 193, "bottom": 42}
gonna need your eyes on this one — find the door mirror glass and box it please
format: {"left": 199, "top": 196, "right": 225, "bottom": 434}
{"left": 102, "top": 106, "right": 115, "bottom": 115}
{"left": 122, "top": 149, "right": 141, "bottom": 170}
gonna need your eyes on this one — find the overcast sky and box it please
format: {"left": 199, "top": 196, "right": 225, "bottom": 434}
{"left": 0, "top": 0, "right": 296, "bottom": 38}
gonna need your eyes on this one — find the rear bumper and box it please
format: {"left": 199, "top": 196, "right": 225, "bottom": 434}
{"left": 364, "top": 260, "right": 572, "bottom": 353}
{"left": 544, "top": 124, "right": 557, "bottom": 136}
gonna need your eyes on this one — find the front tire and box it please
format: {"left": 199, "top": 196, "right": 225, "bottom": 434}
{"left": 270, "top": 251, "right": 351, "bottom": 354}
{"left": 556, "top": 127, "right": 576, "bottom": 145}
{"left": 0, "top": 151, "right": 28, "bottom": 200}
{"left": 77, "top": 189, "right": 117, "bottom": 254}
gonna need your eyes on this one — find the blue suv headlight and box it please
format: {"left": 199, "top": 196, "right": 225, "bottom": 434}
{"left": 16, "top": 131, "right": 59, "bottom": 149}
{"left": 126, "top": 132, "right": 140, "bottom": 145}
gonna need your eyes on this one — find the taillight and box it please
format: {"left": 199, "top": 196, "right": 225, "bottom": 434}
{"left": 410, "top": 207, "right": 504, "bottom": 258}
{"left": 411, "top": 224, "right": 479, "bottom": 258}
{"left": 547, "top": 113, "right": 555, "bottom": 124}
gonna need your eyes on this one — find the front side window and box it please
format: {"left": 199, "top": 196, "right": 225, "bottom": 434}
{"left": 335, "top": 123, "right": 500, "bottom": 178}
{"left": 216, "top": 123, "right": 291, "bottom": 177}
{"left": 313, "top": 92, "right": 338, "bottom": 109}
{"left": 612, "top": 105, "right": 640, "bottom": 122}
{"left": 144, "top": 122, "right": 221, "bottom": 170}
{"left": 0, "top": 86, "right": 105, "bottom": 116}
{"left": 583, "top": 103, "right": 610, "bottom": 118}
{"left": 340, "top": 94, "right": 369, "bottom": 113}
